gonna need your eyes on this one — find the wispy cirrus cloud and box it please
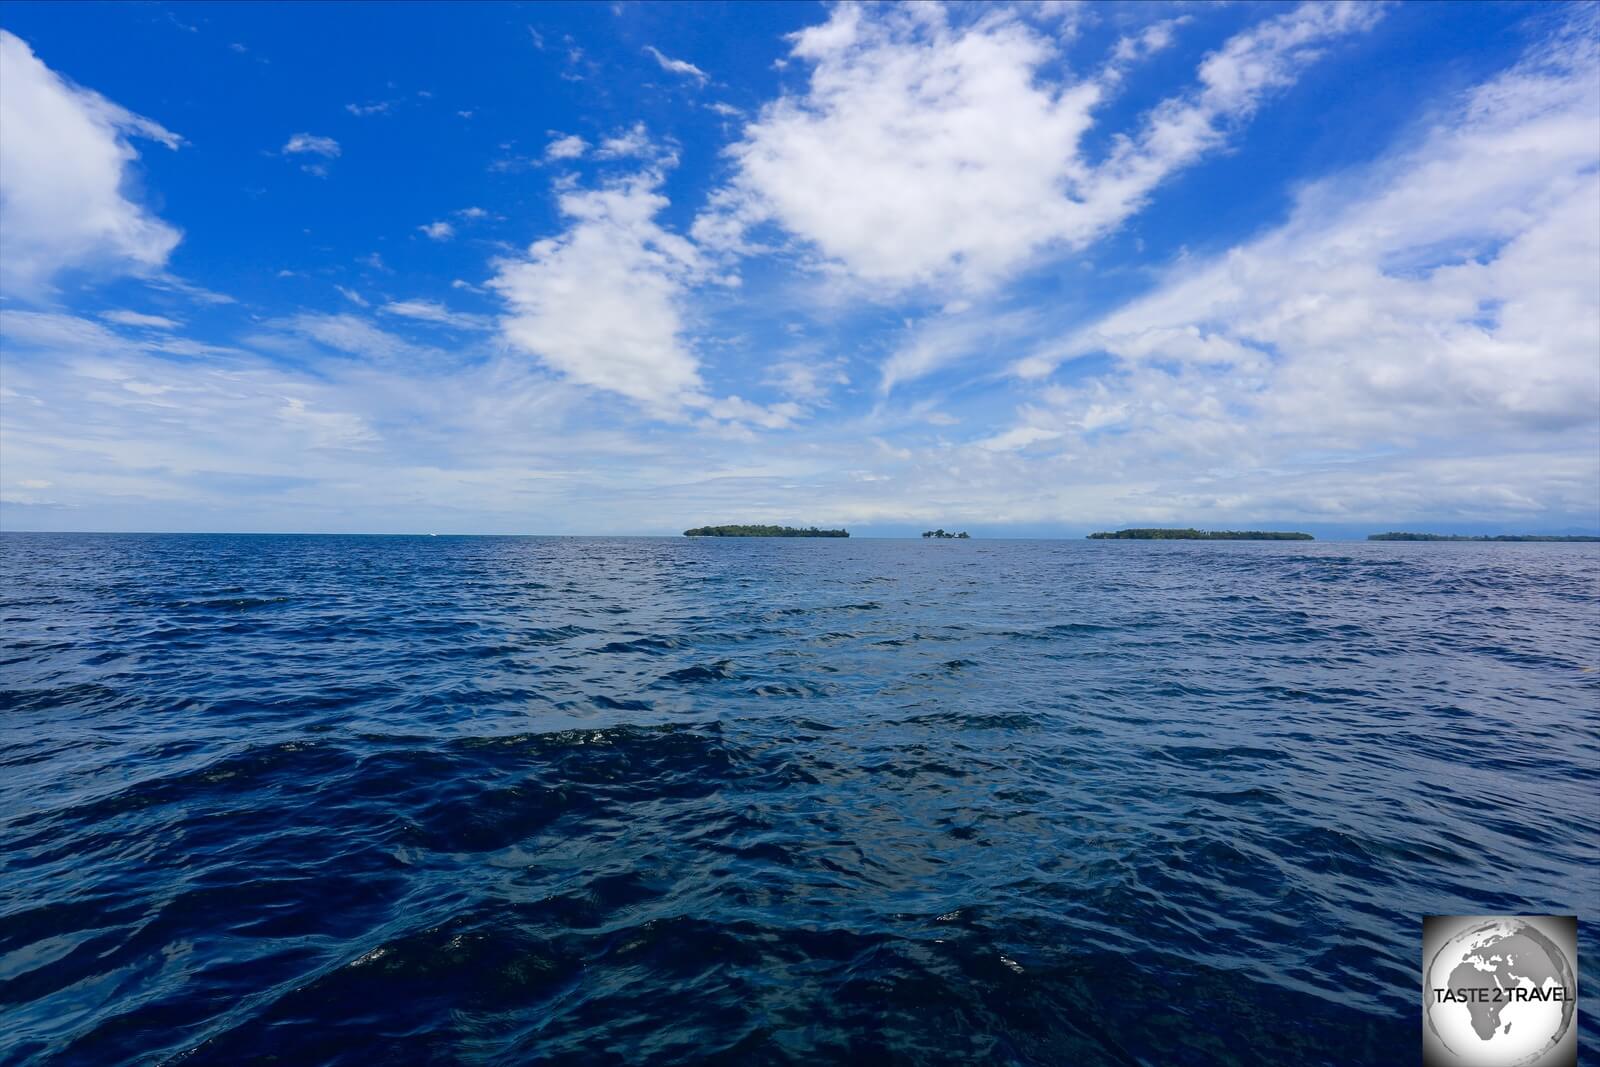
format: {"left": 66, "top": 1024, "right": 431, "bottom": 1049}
{"left": 282, "top": 131, "right": 340, "bottom": 176}
{"left": 380, "top": 299, "right": 493, "bottom": 332}
{"left": 644, "top": 45, "right": 708, "bottom": 85}
{"left": 101, "top": 309, "right": 181, "bottom": 330}
{"left": 979, "top": 13, "right": 1600, "bottom": 520}
{"left": 270, "top": 312, "right": 445, "bottom": 364}
{"left": 282, "top": 132, "right": 339, "bottom": 157}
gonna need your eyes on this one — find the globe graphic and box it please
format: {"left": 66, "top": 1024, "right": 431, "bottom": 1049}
{"left": 1425, "top": 919, "right": 1575, "bottom": 1066}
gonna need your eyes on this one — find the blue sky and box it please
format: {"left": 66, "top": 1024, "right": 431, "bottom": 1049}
{"left": 1, "top": 1, "right": 1596, "bottom": 535}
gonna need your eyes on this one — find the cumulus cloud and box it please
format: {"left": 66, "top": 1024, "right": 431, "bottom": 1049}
{"left": 1109, "top": 17, "right": 1188, "bottom": 67}
{"left": 694, "top": 3, "right": 1378, "bottom": 296}
{"left": 594, "top": 123, "right": 657, "bottom": 160}
{"left": 490, "top": 170, "right": 706, "bottom": 412}
{"left": 419, "top": 220, "right": 455, "bottom": 241}
{"left": 488, "top": 163, "right": 802, "bottom": 430}
{"left": 644, "top": 45, "right": 708, "bottom": 84}
{"left": 0, "top": 30, "right": 183, "bottom": 299}
{"left": 545, "top": 134, "right": 587, "bottom": 160}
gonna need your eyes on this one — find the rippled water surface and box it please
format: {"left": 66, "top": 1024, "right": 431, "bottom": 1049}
{"left": 2, "top": 534, "right": 1597, "bottom": 1065}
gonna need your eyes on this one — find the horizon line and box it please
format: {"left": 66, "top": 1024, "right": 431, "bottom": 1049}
{"left": 4, "top": 530, "right": 1599, "bottom": 540}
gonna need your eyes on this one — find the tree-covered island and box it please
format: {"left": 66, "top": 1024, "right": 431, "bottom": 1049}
{"left": 921, "top": 529, "right": 970, "bottom": 539}
{"left": 1367, "top": 532, "right": 1600, "bottom": 542}
{"left": 683, "top": 525, "right": 849, "bottom": 537}
{"left": 1088, "top": 528, "right": 1314, "bottom": 540}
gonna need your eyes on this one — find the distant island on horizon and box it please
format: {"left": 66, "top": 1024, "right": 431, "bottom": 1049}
{"left": 1088, "top": 528, "right": 1314, "bottom": 540}
{"left": 684, "top": 525, "right": 849, "bottom": 537}
{"left": 922, "top": 529, "right": 969, "bottom": 539}
{"left": 1367, "top": 532, "right": 1600, "bottom": 542}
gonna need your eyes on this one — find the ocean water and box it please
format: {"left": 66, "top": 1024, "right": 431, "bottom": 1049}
{"left": 1, "top": 533, "right": 1596, "bottom": 1066}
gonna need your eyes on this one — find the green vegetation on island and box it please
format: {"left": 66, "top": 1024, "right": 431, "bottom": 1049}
{"left": 683, "top": 525, "right": 849, "bottom": 537}
{"left": 1367, "top": 532, "right": 1600, "bottom": 542}
{"left": 921, "top": 529, "right": 970, "bottom": 539}
{"left": 1088, "top": 528, "right": 1314, "bottom": 541}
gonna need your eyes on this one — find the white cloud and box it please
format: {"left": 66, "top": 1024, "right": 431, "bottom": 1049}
{"left": 380, "top": 299, "right": 492, "bottom": 331}
{"left": 100, "top": 309, "right": 180, "bottom": 330}
{"left": 490, "top": 170, "right": 707, "bottom": 412}
{"left": 0, "top": 30, "right": 182, "bottom": 299}
{"left": 1080, "top": 3, "right": 1382, "bottom": 233}
{"left": 695, "top": 3, "right": 1377, "bottom": 297}
{"left": 419, "top": 221, "right": 455, "bottom": 241}
{"left": 146, "top": 274, "right": 234, "bottom": 305}
{"left": 977, "top": 425, "right": 1062, "bottom": 452}
{"left": 644, "top": 45, "right": 708, "bottom": 84}
{"left": 345, "top": 100, "right": 393, "bottom": 117}
{"left": 880, "top": 308, "right": 1035, "bottom": 393}
{"left": 1, "top": 309, "right": 238, "bottom": 363}
{"left": 7, "top": 4, "right": 1590, "bottom": 535}
{"left": 1, "top": 308, "right": 132, "bottom": 353}
{"left": 283, "top": 132, "right": 340, "bottom": 157}
{"left": 0, "top": 308, "right": 689, "bottom": 533}
{"left": 283, "top": 132, "right": 340, "bottom": 176}
{"left": 594, "top": 122, "right": 665, "bottom": 161}
{"left": 765, "top": 356, "right": 850, "bottom": 403}
{"left": 1110, "top": 18, "right": 1187, "bottom": 66}
{"left": 335, "top": 285, "right": 370, "bottom": 307}
{"left": 545, "top": 134, "right": 587, "bottom": 160}
{"left": 994, "top": 16, "right": 1599, "bottom": 515}
{"left": 704, "top": 394, "right": 802, "bottom": 429}
{"left": 276, "top": 312, "right": 444, "bottom": 363}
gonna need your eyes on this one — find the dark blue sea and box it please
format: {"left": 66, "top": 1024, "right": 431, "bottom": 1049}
{"left": 2, "top": 534, "right": 1596, "bottom": 1065}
